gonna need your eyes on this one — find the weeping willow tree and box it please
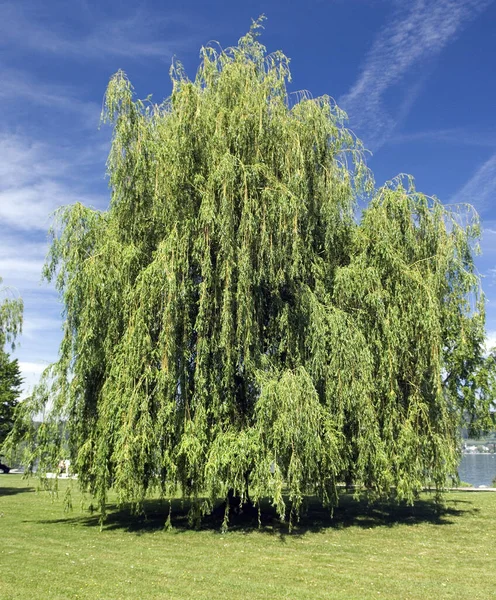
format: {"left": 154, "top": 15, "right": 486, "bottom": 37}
{"left": 7, "top": 21, "right": 495, "bottom": 524}
{"left": 0, "top": 277, "right": 23, "bottom": 351}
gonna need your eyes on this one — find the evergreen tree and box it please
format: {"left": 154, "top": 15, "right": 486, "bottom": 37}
{"left": 0, "top": 353, "right": 22, "bottom": 447}
{"left": 0, "top": 275, "right": 23, "bottom": 454}
{"left": 8, "top": 22, "right": 495, "bottom": 524}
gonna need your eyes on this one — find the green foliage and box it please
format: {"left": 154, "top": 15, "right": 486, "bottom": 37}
{"left": 0, "top": 353, "right": 22, "bottom": 447}
{"left": 0, "top": 276, "right": 23, "bottom": 351}
{"left": 0, "top": 277, "right": 23, "bottom": 450}
{"left": 8, "top": 21, "right": 495, "bottom": 524}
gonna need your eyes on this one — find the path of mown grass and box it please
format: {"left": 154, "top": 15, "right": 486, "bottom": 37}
{"left": 1, "top": 474, "right": 494, "bottom": 599}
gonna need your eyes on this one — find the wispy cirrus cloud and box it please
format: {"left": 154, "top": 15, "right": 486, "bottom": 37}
{"left": 0, "top": 2, "right": 198, "bottom": 62}
{"left": 340, "top": 0, "right": 493, "bottom": 150}
{"left": 450, "top": 153, "right": 496, "bottom": 214}
{"left": 485, "top": 330, "right": 496, "bottom": 353}
{"left": 18, "top": 361, "right": 52, "bottom": 399}
{"left": 0, "top": 134, "right": 69, "bottom": 188}
{"left": 0, "top": 180, "right": 103, "bottom": 232}
{"left": 0, "top": 134, "right": 106, "bottom": 232}
{"left": 0, "top": 238, "right": 59, "bottom": 396}
{"left": 0, "top": 239, "right": 46, "bottom": 290}
{"left": 0, "top": 67, "right": 101, "bottom": 129}
{"left": 0, "top": 131, "right": 105, "bottom": 392}
{"left": 390, "top": 128, "right": 496, "bottom": 148}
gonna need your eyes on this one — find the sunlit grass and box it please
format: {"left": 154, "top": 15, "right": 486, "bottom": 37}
{"left": 1, "top": 474, "right": 494, "bottom": 599}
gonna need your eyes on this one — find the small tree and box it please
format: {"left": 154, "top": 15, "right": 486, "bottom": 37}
{"left": 9, "top": 22, "right": 495, "bottom": 523}
{"left": 0, "top": 276, "right": 23, "bottom": 457}
{"left": 0, "top": 353, "right": 22, "bottom": 447}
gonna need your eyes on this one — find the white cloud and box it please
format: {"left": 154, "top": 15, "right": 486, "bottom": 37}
{"left": 479, "top": 226, "right": 496, "bottom": 260}
{"left": 84, "top": 12, "right": 191, "bottom": 59}
{"left": 485, "top": 331, "right": 496, "bottom": 353}
{"left": 0, "top": 132, "right": 104, "bottom": 376}
{"left": 0, "top": 134, "right": 106, "bottom": 232}
{"left": 0, "top": 134, "right": 68, "bottom": 187}
{"left": 0, "top": 181, "right": 101, "bottom": 232}
{"left": 390, "top": 128, "right": 496, "bottom": 148}
{"left": 0, "top": 233, "right": 48, "bottom": 300}
{"left": 0, "top": 3, "right": 196, "bottom": 62}
{"left": 340, "top": 0, "right": 493, "bottom": 150}
{"left": 17, "top": 361, "right": 50, "bottom": 399}
{"left": 0, "top": 67, "right": 101, "bottom": 125}
{"left": 22, "top": 316, "right": 62, "bottom": 341}
{"left": 0, "top": 133, "right": 109, "bottom": 188}
{"left": 0, "top": 257, "right": 44, "bottom": 287}
{"left": 450, "top": 153, "right": 496, "bottom": 215}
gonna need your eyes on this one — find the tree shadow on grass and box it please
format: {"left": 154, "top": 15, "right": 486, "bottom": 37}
{"left": 33, "top": 492, "right": 479, "bottom": 536}
{"left": 0, "top": 485, "right": 35, "bottom": 497}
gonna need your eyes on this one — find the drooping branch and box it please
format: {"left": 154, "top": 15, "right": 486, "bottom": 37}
{"left": 9, "top": 22, "right": 495, "bottom": 525}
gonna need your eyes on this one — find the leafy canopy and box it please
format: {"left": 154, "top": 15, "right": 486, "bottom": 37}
{"left": 8, "top": 21, "right": 495, "bottom": 524}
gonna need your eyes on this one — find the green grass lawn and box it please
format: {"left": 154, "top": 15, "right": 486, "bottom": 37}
{"left": 1, "top": 475, "right": 495, "bottom": 599}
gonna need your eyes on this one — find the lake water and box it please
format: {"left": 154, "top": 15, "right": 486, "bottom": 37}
{"left": 458, "top": 453, "right": 496, "bottom": 487}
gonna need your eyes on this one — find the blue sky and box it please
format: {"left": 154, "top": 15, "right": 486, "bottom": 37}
{"left": 1, "top": 0, "right": 496, "bottom": 396}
